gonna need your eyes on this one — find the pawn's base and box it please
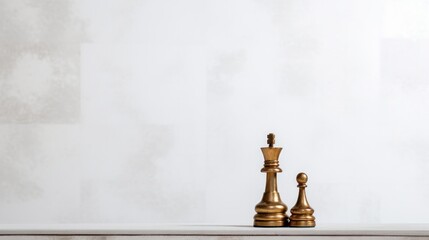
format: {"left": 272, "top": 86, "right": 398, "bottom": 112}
{"left": 254, "top": 220, "right": 286, "bottom": 227}
{"left": 289, "top": 220, "right": 316, "bottom": 227}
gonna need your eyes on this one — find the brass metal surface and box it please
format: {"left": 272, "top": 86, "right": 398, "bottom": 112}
{"left": 289, "top": 172, "right": 316, "bottom": 227}
{"left": 254, "top": 133, "right": 288, "bottom": 227}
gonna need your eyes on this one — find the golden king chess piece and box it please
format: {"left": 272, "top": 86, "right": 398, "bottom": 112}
{"left": 253, "top": 133, "right": 288, "bottom": 227}
{"left": 289, "top": 172, "right": 316, "bottom": 227}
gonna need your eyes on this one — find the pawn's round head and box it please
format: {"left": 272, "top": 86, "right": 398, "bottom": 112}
{"left": 296, "top": 172, "right": 308, "bottom": 184}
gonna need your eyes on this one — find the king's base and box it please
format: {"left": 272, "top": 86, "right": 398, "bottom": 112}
{"left": 289, "top": 220, "right": 316, "bottom": 227}
{"left": 253, "top": 213, "right": 288, "bottom": 227}
{"left": 254, "top": 220, "right": 286, "bottom": 227}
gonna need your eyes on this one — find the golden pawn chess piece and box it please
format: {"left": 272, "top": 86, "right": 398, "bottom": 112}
{"left": 254, "top": 133, "right": 288, "bottom": 227}
{"left": 289, "top": 172, "right": 316, "bottom": 227}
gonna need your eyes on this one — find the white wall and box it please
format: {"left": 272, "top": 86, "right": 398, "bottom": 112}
{"left": 1, "top": 0, "right": 429, "bottom": 224}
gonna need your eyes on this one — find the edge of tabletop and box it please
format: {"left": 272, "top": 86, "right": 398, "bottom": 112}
{"left": 0, "top": 224, "right": 428, "bottom": 236}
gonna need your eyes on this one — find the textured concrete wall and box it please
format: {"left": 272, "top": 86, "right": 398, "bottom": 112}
{"left": 1, "top": 0, "right": 429, "bottom": 224}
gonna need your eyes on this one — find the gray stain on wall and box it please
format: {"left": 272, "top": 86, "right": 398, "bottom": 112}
{"left": 114, "top": 125, "right": 176, "bottom": 220}
{"left": 207, "top": 50, "right": 246, "bottom": 96}
{"left": 381, "top": 39, "right": 429, "bottom": 91}
{"left": 0, "top": 0, "right": 86, "bottom": 204}
{"left": 0, "top": 0, "right": 86, "bottom": 123}
{"left": 0, "top": 126, "right": 43, "bottom": 202}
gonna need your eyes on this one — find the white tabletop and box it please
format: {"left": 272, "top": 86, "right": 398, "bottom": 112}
{"left": 0, "top": 224, "right": 428, "bottom": 236}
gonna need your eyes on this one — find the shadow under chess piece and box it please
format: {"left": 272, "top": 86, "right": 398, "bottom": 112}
{"left": 289, "top": 172, "right": 316, "bottom": 227}
{"left": 254, "top": 133, "right": 288, "bottom": 227}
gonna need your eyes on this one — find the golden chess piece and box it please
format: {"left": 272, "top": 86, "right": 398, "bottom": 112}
{"left": 254, "top": 133, "right": 288, "bottom": 227}
{"left": 289, "top": 172, "right": 316, "bottom": 227}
